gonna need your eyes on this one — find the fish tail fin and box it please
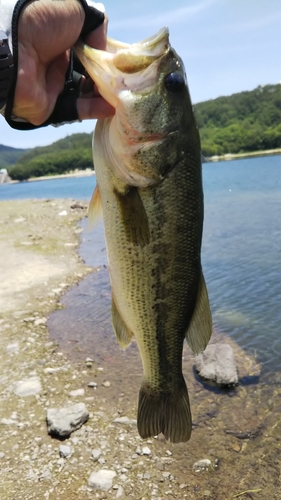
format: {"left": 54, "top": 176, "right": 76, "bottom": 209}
{"left": 137, "top": 377, "right": 192, "bottom": 443}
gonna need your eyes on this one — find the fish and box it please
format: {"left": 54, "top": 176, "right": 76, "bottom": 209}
{"left": 74, "top": 27, "right": 212, "bottom": 443}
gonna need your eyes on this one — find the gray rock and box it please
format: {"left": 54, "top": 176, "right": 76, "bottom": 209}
{"left": 194, "top": 343, "right": 238, "bottom": 386}
{"left": 59, "top": 445, "right": 72, "bottom": 458}
{"left": 88, "top": 469, "right": 116, "bottom": 491}
{"left": 14, "top": 376, "right": 42, "bottom": 397}
{"left": 46, "top": 403, "right": 89, "bottom": 437}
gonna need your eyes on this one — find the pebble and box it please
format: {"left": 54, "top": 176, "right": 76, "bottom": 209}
{"left": 59, "top": 445, "right": 72, "bottom": 458}
{"left": 6, "top": 342, "right": 19, "bottom": 355}
{"left": 88, "top": 469, "right": 117, "bottom": 491}
{"left": 88, "top": 381, "right": 98, "bottom": 388}
{"left": 0, "top": 452, "right": 5, "bottom": 459}
{"left": 92, "top": 449, "right": 101, "bottom": 461}
{"left": 192, "top": 459, "right": 212, "bottom": 472}
{"left": 69, "top": 388, "right": 85, "bottom": 397}
{"left": 13, "top": 376, "right": 42, "bottom": 397}
{"left": 59, "top": 210, "right": 67, "bottom": 216}
{"left": 113, "top": 416, "right": 137, "bottom": 425}
{"left": 102, "top": 381, "right": 111, "bottom": 387}
{"left": 142, "top": 446, "right": 151, "bottom": 455}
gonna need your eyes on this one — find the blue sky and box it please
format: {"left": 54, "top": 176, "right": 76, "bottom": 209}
{"left": 1, "top": 0, "right": 280, "bottom": 149}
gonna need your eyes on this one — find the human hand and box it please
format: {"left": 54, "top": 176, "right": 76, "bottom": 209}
{"left": 13, "top": 0, "right": 114, "bottom": 126}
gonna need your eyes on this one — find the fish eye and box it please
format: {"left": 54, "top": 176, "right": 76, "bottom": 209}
{"left": 165, "top": 72, "right": 185, "bottom": 94}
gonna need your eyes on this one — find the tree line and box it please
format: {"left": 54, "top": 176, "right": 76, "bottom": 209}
{"left": 6, "top": 83, "right": 281, "bottom": 180}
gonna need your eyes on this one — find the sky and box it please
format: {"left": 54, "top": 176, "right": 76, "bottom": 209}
{"left": 1, "top": 0, "right": 280, "bottom": 149}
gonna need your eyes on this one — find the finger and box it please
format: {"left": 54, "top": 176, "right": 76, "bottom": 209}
{"left": 85, "top": 12, "right": 108, "bottom": 50}
{"left": 77, "top": 95, "right": 115, "bottom": 120}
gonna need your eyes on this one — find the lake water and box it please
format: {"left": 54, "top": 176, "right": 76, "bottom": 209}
{"left": 1, "top": 155, "right": 281, "bottom": 380}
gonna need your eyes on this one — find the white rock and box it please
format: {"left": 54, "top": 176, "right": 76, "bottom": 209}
{"left": 116, "top": 485, "right": 124, "bottom": 498}
{"left": 6, "top": 342, "right": 19, "bottom": 355}
{"left": 88, "top": 381, "right": 97, "bottom": 387}
{"left": 59, "top": 445, "right": 72, "bottom": 458}
{"left": 14, "top": 376, "right": 42, "bottom": 397}
{"left": 102, "top": 381, "right": 111, "bottom": 387}
{"left": 113, "top": 416, "right": 137, "bottom": 425}
{"left": 59, "top": 210, "right": 67, "bottom": 216}
{"left": 46, "top": 403, "right": 89, "bottom": 437}
{"left": 0, "top": 452, "right": 5, "bottom": 459}
{"left": 142, "top": 446, "right": 151, "bottom": 455}
{"left": 69, "top": 388, "right": 85, "bottom": 397}
{"left": 92, "top": 449, "right": 101, "bottom": 461}
{"left": 88, "top": 469, "right": 116, "bottom": 491}
{"left": 192, "top": 459, "right": 212, "bottom": 472}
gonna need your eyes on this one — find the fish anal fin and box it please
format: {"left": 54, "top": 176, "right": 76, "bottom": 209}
{"left": 111, "top": 295, "right": 134, "bottom": 349}
{"left": 114, "top": 187, "right": 150, "bottom": 247}
{"left": 186, "top": 271, "right": 212, "bottom": 355}
{"left": 137, "top": 377, "right": 192, "bottom": 443}
{"left": 87, "top": 184, "right": 103, "bottom": 230}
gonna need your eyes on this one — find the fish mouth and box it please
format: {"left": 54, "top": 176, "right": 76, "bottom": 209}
{"left": 74, "top": 28, "right": 170, "bottom": 108}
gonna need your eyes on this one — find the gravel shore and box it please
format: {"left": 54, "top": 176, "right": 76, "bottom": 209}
{"left": 0, "top": 199, "right": 279, "bottom": 500}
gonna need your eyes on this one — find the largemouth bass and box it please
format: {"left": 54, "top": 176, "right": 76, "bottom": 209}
{"left": 74, "top": 28, "right": 212, "bottom": 443}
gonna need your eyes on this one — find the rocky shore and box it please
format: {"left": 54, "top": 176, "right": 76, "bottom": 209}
{"left": 0, "top": 199, "right": 280, "bottom": 500}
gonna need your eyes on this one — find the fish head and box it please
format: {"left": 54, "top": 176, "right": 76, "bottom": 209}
{"left": 74, "top": 28, "right": 200, "bottom": 187}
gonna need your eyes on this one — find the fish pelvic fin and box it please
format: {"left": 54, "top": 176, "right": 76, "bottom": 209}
{"left": 186, "top": 271, "right": 212, "bottom": 355}
{"left": 87, "top": 184, "right": 103, "bottom": 230}
{"left": 111, "top": 295, "right": 134, "bottom": 349}
{"left": 137, "top": 377, "right": 192, "bottom": 443}
{"left": 114, "top": 186, "right": 150, "bottom": 247}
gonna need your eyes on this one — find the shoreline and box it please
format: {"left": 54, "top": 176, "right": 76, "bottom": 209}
{"left": 206, "top": 147, "right": 281, "bottom": 162}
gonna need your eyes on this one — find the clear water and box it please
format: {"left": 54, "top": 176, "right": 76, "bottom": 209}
{"left": 2, "top": 156, "right": 281, "bottom": 379}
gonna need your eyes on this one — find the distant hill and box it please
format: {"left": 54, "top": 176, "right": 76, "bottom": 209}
{"left": 0, "top": 144, "right": 28, "bottom": 168}
{"left": 194, "top": 83, "right": 281, "bottom": 156}
{"left": 5, "top": 83, "right": 281, "bottom": 180}
{"left": 8, "top": 133, "right": 93, "bottom": 181}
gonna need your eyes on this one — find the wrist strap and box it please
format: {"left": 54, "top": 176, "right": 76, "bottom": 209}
{"left": 0, "top": 30, "right": 14, "bottom": 110}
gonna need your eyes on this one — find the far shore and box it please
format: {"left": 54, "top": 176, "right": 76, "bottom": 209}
{"left": 206, "top": 147, "right": 281, "bottom": 162}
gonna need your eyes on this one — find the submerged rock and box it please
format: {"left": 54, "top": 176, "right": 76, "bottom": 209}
{"left": 46, "top": 403, "right": 89, "bottom": 437}
{"left": 194, "top": 343, "right": 238, "bottom": 386}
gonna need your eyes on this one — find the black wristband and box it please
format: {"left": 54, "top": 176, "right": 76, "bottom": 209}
{"left": 0, "top": 30, "right": 14, "bottom": 110}
{"left": 4, "top": 0, "right": 105, "bottom": 130}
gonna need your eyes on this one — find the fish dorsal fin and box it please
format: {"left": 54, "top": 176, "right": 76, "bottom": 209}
{"left": 185, "top": 271, "right": 212, "bottom": 354}
{"left": 114, "top": 187, "right": 150, "bottom": 247}
{"left": 87, "top": 184, "right": 103, "bottom": 230}
{"left": 111, "top": 295, "right": 134, "bottom": 349}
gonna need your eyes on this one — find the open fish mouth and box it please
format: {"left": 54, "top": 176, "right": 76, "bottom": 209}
{"left": 74, "top": 28, "right": 170, "bottom": 108}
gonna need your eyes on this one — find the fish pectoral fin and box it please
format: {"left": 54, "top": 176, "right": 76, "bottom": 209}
{"left": 114, "top": 187, "right": 150, "bottom": 247}
{"left": 87, "top": 184, "right": 103, "bottom": 230}
{"left": 111, "top": 296, "right": 134, "bottom": 349}
{"left": 137, "top": 377, "right": 192, "bottom": 443}
{"left": 185, "top": 271, "right": 212, "bottom": 354}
